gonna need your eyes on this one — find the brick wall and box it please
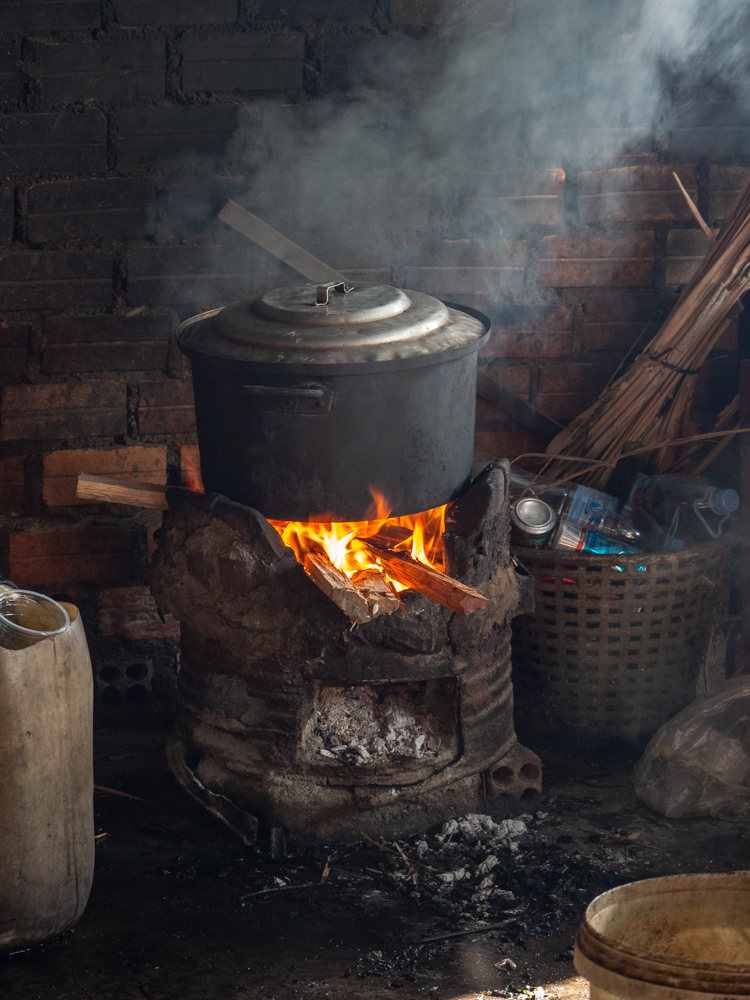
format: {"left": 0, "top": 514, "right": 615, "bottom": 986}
{"left": 0, "top": 0, "right": 746, "bottom": 630}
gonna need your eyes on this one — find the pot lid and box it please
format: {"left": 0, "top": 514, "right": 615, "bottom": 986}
{"left": 177, "top": 281, "right": 489, "bottom": 368}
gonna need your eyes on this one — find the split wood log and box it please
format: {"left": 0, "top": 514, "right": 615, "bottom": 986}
{"left": 351, "top": 571, "right": 401, "bottom": 618}
{"left": 76, "top": 473, "right": 170, "bottom": 509}
{"left": 371, "top": 524, "right": 412, "bottom": 547}
{"left": 303, "top": 551, "right": 371, "bottom": 625}
{"left": 364, "top": 540, "right": 490, "bottom": 616}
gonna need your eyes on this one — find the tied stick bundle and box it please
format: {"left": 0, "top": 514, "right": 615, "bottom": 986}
{"left": 543, "top": 173, "right": 750, "bottom": 490}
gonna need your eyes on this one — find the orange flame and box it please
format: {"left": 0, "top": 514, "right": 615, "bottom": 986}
{"left": 270, "top": 488, "right": 449, "bottom": 592}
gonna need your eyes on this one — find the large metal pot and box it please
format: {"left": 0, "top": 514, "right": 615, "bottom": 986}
{"left": 176, "top": 281, "right": 490, "bottom": 521}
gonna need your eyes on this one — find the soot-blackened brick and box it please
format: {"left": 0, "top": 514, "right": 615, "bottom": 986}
{"left": 43, "top": 314, "right": 172, "bottom": 373}
{"left": 670, "top": 101, "right": 750, "bottom": 158}
{"left": 137, "top": 379, "right": 196, "bottom": 435}
{"left": 0, "top": 113, "right": 106, "bottom": 175}
{"left": 127, "top": 244, "right": 274, "bottom": 307}
{"left": 28, "top": 179, "right": 156, "bottom": 243}
{"left": 116, "top": 105, "right": 239, "bottom": 167}
{"left": 114, "top": 0, "right": 237, "bottom": 25}
{"left": 539, "top": 232, "right": 655, "bottom": 288}
{"left": 578, "top": 165, "right": 698, "bottom": 225}
{"left": 0, "top": 321, "right": 28, "bottom": 380}
{"left": 257, "top": 0, "right": 373, "bottom": 17}
{"left": 665, "top": 229, "right": 716, "bottom": 287}
{"left": 0, "top": 456, "right": 24, "bottom": 511}
{"left": 0, "top": 43, "right": 21, "bottom": 104}
{"left": 479, "top": 307, "right": 573, "bottom": 360}
{"left": 36, "top": 39, "right": 165, "bottom": 106}
{"left": 0, "top": 187, "right": 12, "bottom": 246}
{"left": 181, "top": 33, "right": 304, "bottom": 93}
{"left": 708, "top": 165, "right": 750, "bottom": 222}
{"left": 0, "top": 382, "right": 127, "bottom": 441}
{"left": 0, "top": 0, "right": 99, "bottom": 32}
{"left": 0, "top": 252, "right": 112, "bottom": 310}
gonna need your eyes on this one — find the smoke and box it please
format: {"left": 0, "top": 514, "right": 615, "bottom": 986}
{"left": 218, "top": 0, "right": 750, "bottom": 302}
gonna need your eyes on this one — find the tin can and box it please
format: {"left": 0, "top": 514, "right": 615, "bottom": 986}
{"left": 511, "top": 497, "right": 557, "bottom": 548}
{"left": 552, "top": 520, "right": 638, "bottom": 555}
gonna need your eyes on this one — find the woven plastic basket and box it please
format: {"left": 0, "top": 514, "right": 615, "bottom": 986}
{"left": 511, "top": 540, "right": 730, "bottom": 744}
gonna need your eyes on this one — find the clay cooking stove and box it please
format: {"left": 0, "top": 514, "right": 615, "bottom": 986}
{"left": 150, "top": 461, "right": 542, "bottom": 845}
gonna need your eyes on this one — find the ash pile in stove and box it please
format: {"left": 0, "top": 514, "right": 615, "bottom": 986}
{"left": 150, "top": 461, "right": 540, "bottom": 844}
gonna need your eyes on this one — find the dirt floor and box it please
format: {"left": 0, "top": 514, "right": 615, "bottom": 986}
{"left": 2, "top": 721, "right": 748, "bottom": 1000}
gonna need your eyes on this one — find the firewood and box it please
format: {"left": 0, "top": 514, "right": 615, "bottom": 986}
{"left": 351, "top": 571, "right": 400, "bottom": 618}
{"left": 370, "top": 524, "right": 412, "bottom": 547}
{"left": 303, "top": 551, "right": 371, "bottom": 625}
{"left": 76, "top": 473, "right": 169, "bottom": 509}
{"left": 364, "top": 540, "right": 489, "bottom": 616}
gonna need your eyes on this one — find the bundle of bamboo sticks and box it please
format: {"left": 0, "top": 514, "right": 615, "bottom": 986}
{"left": 543, "top": 173, "right": 750, "bottom": 489}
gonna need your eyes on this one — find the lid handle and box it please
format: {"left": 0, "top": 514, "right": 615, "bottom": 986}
{"left": 316, "top": 282, "right": 353, "bottom": 305}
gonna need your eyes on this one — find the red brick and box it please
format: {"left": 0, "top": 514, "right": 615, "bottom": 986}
{"left": 42, "top": 314, "right": 171, "bottom": 374}
{"left": 97, "top": 586, "right": 180, "bottom": 641}
{"left": 182, "top": 33, "right": 304, "bottom": 93}
{"left": 578, "top": 165, "right": 698, "bottom": 224}
{"left": 665, "top": 229, "right": 717, "bottom": 286}
{"left": 43, "top": 445, "right": 167, "bottom": 507}
{"left": 1, "top": 382, "right": 126, "bottom": 441}
{"left": 0, "top": 455, "right": 24, "bottom": 511}
{"left": 474, "top": 430, "right": 549, "bottom": 461}
{"left": 708, "top": 165, "right": 750, "bottom": 222}
{"left": 479, "top": 307, "right": 573, "bottom": 359}
{"left": 28, "top": 179, "right": 156, "bottom": 243}
{"left": 0, "top": 113, "right": 107, "bottom": 175}
{"left": 582, "top": 295, "right": 672, "bottom": 352}
{"left": 178, "top": 442, "right": 204, "bottom": 491}
{"left": 460, "top": 168, "right": 565, "bottom": 231}
{"left": 116, "top": 105, "right": 239, "bottom": 167}
{"left": 537, "top": 363, "right": 618, "bottom": 395}
{"left": 1, "top": 527, "right": 132, "bottom": 587}
{"left": 477, "top": 365, "right": 530, "bottom": 402}
{"left": 0, "top": 320, "right": 28, "bottom": 379}
{"left": 539, "top": 232, "right": 654, "bottom": 287}
{"left": 137, "top": 380, "right": 196, "bottom": 435}
{"left": 36, "top": 39, "right": 164, "bottom": 105}
{"left": 0, "top": 1, "right": 99, "bottom": 31}
{"left": 535, "top": 392, "right": 598, "bottom": 421}
{"left": 114, "top": 0, "right": 237, "bottom": 25}
{"left": 0, "top": 252, "right": 112, "bottom": 310}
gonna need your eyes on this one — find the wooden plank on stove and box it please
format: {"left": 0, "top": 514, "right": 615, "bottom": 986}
{"left": 219, "top": 200, "right": 346, "bottom": 284}
{"left": 364, "top": 539, "right": 489, "bottom": 615}
{"left": 303, "top": 551, "right": 370, "bottom": 625}
{"left": 476, "top": 369, "right": 562, "bottom": 442}
{"left": 76, "top": 472, "right": 169, "bottom": 509}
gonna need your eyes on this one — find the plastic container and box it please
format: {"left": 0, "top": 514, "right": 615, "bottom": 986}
{"left": 0, "top": 602, "right": 94, "bottom": 951}
{"left": 0, "top": 590, "right": 70, "bottom": 650}
{"left": 575, "top": 872, "right": 750, "bottom": 999}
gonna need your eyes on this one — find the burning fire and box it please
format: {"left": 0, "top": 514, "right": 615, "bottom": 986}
{"left": 270, "top": 489, "right": 449, "bottom": 592}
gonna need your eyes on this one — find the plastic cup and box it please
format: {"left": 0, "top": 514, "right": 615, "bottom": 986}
{"left": 0, "top": 590, "right": 71, "bottom": 650}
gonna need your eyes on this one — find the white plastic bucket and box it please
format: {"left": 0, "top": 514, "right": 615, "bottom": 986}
{"left": 574, "top": 873, "right": 750, "bottom": 999}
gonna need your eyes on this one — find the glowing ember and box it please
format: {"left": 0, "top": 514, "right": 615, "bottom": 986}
{"left": 270, "top": 489, "right": 449, "bottom": 592}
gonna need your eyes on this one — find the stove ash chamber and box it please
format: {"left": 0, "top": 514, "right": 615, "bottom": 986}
{"left": 150, "top": 461, "right": 541, "bottom": 845}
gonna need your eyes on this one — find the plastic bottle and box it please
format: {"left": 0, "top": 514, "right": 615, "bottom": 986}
{"left": 628, "top": 474, "right": 740, "bottom": 544}
{"left": 552, "top": 502, "right": 680, "bottom": 554}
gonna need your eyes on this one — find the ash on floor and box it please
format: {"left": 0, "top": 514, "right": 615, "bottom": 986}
{"left": 2, "top": 726, "right": 747, "bottom": 1000}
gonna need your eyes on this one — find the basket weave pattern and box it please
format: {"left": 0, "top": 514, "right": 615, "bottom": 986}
{"left": 511, "top": 542, "right": 729, "bottom": 742}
